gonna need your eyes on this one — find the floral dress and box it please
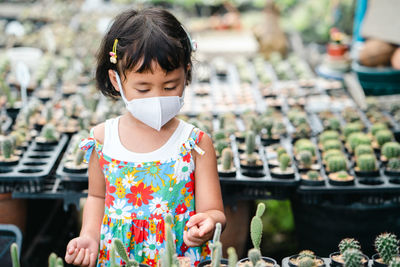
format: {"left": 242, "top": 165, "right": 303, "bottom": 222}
{"left": 79, "top": 118, "right": 211, "bottom": 267}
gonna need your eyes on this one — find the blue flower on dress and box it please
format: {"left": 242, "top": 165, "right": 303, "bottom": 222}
{"left": 134, "top": 162, "right": 175, "bottom": 190}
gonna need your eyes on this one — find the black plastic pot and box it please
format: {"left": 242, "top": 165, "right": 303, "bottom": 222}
{"left": 329, "top": 251, "right": 369, "bottom": 267}
{"left": 198, "top": 258, "right": 228, "bottom": 267}
{"left": 241, "top": 170, "right": 266, "bottom": 178}
{"left": 240, "top": 162, "right": 264, "bottom": 171}
{"left": 372, "top": 253, "right": 387, "bottom": 267}
{"left": 300, "top": 175, "right": 325, "bottom": 186}
{"left": 238, "top": 256, "right": 277, "bottom": 266}
{"left": 218, "top": 168, "right": 237, "bottom": 178}
{"left": 261, "top": 136, "right": 280, "bottom": 146}
{"left": 63, "top": 165, "right": 88, "bottom": 174}
{"left": 287, "top": 254, "right": 325, "bottom": 267}
{"left": 354, "top": 169, "right": 380, "bottom": 178}
{"left": 270, "top": 168, "right": 295, "bottom": 179}
{"left": 328, "top": 177, "right": 355, "bottom": 186}
{"left": 384, "top": 168, "right": 400, "bottom": 177}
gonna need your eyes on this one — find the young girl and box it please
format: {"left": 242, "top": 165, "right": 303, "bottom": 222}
{"left": 64, "top": 8, "right": 226, "bottom": 267}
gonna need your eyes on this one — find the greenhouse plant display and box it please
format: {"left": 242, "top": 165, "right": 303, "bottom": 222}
{"left": 329, "top": 238, "right": 369, "bottom": 267}
{"left": 35, "top": 123, "right": 60, "bottom": 146}
{"left": 354, "top": 154, "right": 379, "bottom": 178}
{"left": 270, "top": 153, "right": 295, "bottom": 179}
{"left": 239, "top": 131, "right": 263, "bottom": 171}
{"left": 328, "top": 170, "right": 354, "bottom": 186}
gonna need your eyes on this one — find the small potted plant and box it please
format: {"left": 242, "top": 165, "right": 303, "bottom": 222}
{"left": 329, "top": 170, "right": 354, "bottom": 186}
{"left": 267, "top": 146, "right": 287, "bottom": 168}
{"left": 321, "top": 140, "right": 343, "bottom": 153}
{"left": 198, "top": 223, "right": 227, "bottom": 267}
{"left": 301, "top": 170, "right": 324, "bottom": 186}
{"left": 240, "top": 131, "right": 263, "bottom": 170}
{"left": 35, "top": 123, "right": 60, "bottom": 146}
{"left": 270, "top": 153, "right": 295, "bottom": 179}
{"left": 373, "top": 130, "right": 394, "bottom": 150}
{"left": 371, "top": 123, "right": 389, "bottom": 137}
{"left": 322, "top": 149, "right": 344, "bottom": 166}
{"left": 343, "top": 248, "right": 364, "bottom": 267}
{"left": 342, "top": 123, "right": 363, "bottom": 140}
{"left": 330, "top": 238, "right": 369, "bottom": 267}
{"left": 260, "top": 116, "right": 281, "bottom": 145}
{"left": 373, "top": 233, "right": 399, "bottom": 267}
{"left": 326, "top": 155, "right": 348, "bottom": 174}
{"left": 385, "top": 158, "right": 400, "bottom": 177}
{"left": 288, "top": 250, "right": 325, "bottom": 267}
{"left": 63, "top": 149, "right": 87, "bottom": 174}
{"left": 381, "top": 142, "right": 400, "bottom": 164}
{"left": 218, "top": 148, "right": 236, "bottom": 177}
{"left": 0, "top": 136, "right": 20, "bottom": 166}
{"left": 319, "top": 130, "right": 341, "bottom": 146}
{"left": 354, "top": 154, "right": 379, "bottom": 177}
{"left": 345, "top": 133, "right": 371, "bottom": 155}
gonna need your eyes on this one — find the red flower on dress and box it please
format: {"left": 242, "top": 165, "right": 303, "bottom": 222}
{"left": 175, "top": 203, "right": 187, "bottom": 215}
{"left": 105, "top": 179, "right": 116, "bottom": 208}
{"left": 130, "top": 220, "right": 149, "bottom": 244}
{"left": 185, "top": 173, "right": 195, "bottom": 194}
{"left": 180, "top": 242, "right": 189, "bottom": 254}
{"left": 149, "top": 213, "right": 163, "bottom": 223}
{"left": 156, "top": 220, "right": 165, "bottom": 243}
{"left": 126, "top": 183, "right": 154, "bottom": 206}
{"left": 146, "top": 259, "right": 157, "bottom": 267}
{"left": 189, "top": 210, "right": 195, "bottom": 217}
{"left": 183, "top": 153, "right": 191, "bottom": 163}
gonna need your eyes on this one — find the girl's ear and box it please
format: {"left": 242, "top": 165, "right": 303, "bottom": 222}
{"left": 108, "top": 69, "right": 120, "bottom": 92}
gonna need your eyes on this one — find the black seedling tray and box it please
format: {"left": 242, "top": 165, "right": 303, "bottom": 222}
{"left": 0, "top": 134, "right": 69, "bottom": 193}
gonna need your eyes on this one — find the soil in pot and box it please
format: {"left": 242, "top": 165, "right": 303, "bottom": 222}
{"left": 63, "top": 161, "right": 88, "bottom": 174}
{"left": 218, "top": 165, "right": 236, "bottom": 178}
{"left": 329, "top": 251, "right": 369, "bottom": 267}
{"left": 328, "top": 172, "right": 355, "bottom": 186}
{"left": 237, "top": 256, "right": 277, "bottom": 267}
{"left": 240, "top": 153, "right": 264, "bottom": 171}
{"left": 300, "top": 173, "right": 325, "bottom": 186}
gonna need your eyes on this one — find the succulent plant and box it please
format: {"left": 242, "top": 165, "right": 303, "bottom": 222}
{"left": 75, "top": 150, "right": 86, "bottom": 166}
{"left": 343, "top": 123, "right": 363, "bottom": 139}
{"left": 323, "top": 149, "right": 343, "bottom": 162}
{"left": 295, "top": 139, "right": 316, "bottom": 156}
{"left": 375, "top": 233, "right": 399, "bottom": 265}
{"left": 249, "top": 248, "right": 262, "bottom": 266}
{"left": 327, "top": 155, "right": 347, "bottom": 172}
{"left": 228, "top": 247, "right": 238, "bottom": 267}
{"left": 356, "top": 154, "right": 377, "bottom": 172}
{"left": 376, "top": 130, "right": 394, "bottom": 147}
{"left": 389, "top": 257, "right": 400, "bottom": 267}
{"left": 113, "top": 238, "right": 139, "bottom": 267}
{"left": 221, "top": 147, "right": 234, "bottom": 171}
{"left": 277, "top": 147, "right": 287, "bottom": 159}
{"left": 299, "top": 150, "right": 313, "bottom": 169}
{"left": 347, "top": 133, "right": 371, "bottom": 152}
{"left": 320, "top": 130, "right": 340, "bottom": 143}
{"left": 339, "top": 238, "right": 361, "bottom": 255}
{"left": 11, "top": 242, "right": 20, "bottom": 267}
{"left": 337, "top": 171, "right": 350, "bottom": 180}
{"left": 299, "top": 257, "right": 315, "bottom": 267}
{"left": 215, "top": 140, "right": 229, "bottom": 156}
{"left": 251, "top": 203, "right": 265, "bottom": 250}
{"left": 214, "top": 131, "right": 227, "bottom": 141}
{"left": 323, "top": 140, "right": 342, "bottom": 151}
{"left": 343, "top": 248, "right": 363, "bottom": 267}
{"left": 210, "top": 223, "right": 222, "bottom": 267}
{"left": 246, "top": 131, "right": 256, "bottom": 155}
{"left": 306, "top": 171, "right": 319, "bottom": 180}
{"left": 279, "top": 153, "right": 291, "bottom": 172}
{"left": 382, "top": 142, "right": 400, "bottom": 159}
{"left": 41, "top": 124, "right": 58, "bottom": 142}
{"left": 371, "top": 123, "right": 388, "bottom": 136}
{"left": 1, "top": 137, "right": 14, "bottom": 159}
{"left": 354, "top": 145, "right": 374, "bottom": 158}
{"left": 388, "top": 158, "right": 400, "bottom": 171}
{"left": 262, "top": 117, "right": 274, "bottom": 138}
{"left": 298, "top": 250, "right": 315, "bottom": 260}
{"left": 328, "top": 118, "right": 341, "bottom": 131}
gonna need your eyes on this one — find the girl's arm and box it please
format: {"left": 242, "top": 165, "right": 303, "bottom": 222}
{"left": 65, "top": 125, "right": 106, "bottom": 266}
{"left": 183, "top": 133, "right": 226, "bottom": 247}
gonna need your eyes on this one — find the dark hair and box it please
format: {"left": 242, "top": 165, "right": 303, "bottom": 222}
{"left": 96, "top": 8, "right": 193, "bottom": 99}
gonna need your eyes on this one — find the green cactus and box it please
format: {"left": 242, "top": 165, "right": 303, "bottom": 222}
{"left": 347, "top": 133, "right": 371, "bottom": 152}
{"left": 328, "top": 118, "right": 341, "bottom": 131}
{"left": 1, "top": 137, "right": 14, "bottom": 159}
{"left": 306, "top": 171, "right": 319, "bottom": 180}
{"left": 210, "top": 223, "right": 222, "bottom": 267}
{"left": 221, "top": 148, "right": 234, "bottom": 171}
{"left": 75, "top": 149, "right": 86, "bottom": 166}
{"left": 356, "top": 154, "right": 377, "bottom": 172}
{"left": 56, "top": 257, "right": 64, "bottom": 267}
{"left": 277, "top": 147, "right": 287, "bottom": 158}
{"left": 11, "top": 242, "right": 20, "bottom": 267}
{"left": 322, "top": 140, "right": 342, "bottom": 151}
{"left": 389, "top": 257, "right": 400, "bottom": 267}
{"left": 215, "top": 140, "right": 229, "bottom": 156}
{"left": 371, "top": 123, "right": 388, "bottom": 136}
{"left": 382, "top": 142, "right": 400, "bottom": 159}
{"left": 162, "top": 213, "right": 179, "bottom": 267}
{"left": 327, "top": 155, "right": 347, "bottom": 172}
{"left": 246, "top": 131, "right": 256, "bottom": 155}
{"left": 343, "top": 122, "right": 363, "bottom": 138}
{"left": 323, "top": 149, "right": 343, "bottom": 162}
{"left": 299, "top": 150, "right": 312, "bottom": 169}
{"left": 337, "top": 171, "right": 350, "bottom": 179}
{"left": 320, "top": 130, "right": 340, "bottom": 143}
{"left": 227, "top": 247, "right": 238, "bottom": 267}
{"left": 41, "top": 124, "right": 58, "bottom": 142}
{"left": 299, "top": 257, "right": 315, "bottom": 267}
{"left": 49, "top": 253, "right": 57, "bottom": 267}
{"left": 250, "top": 203, "right": 265, "bottom": 250}
{"left": 376, "top": 130, "right": 394, "bottom": 147}
{"left": 298, "top": 250, "right": 315, "bottom": 260}
{"left": 388, "top": 158, "right": 400, "bottom": 171}
{"left": 354, "top": 145, "right": 374, "bottom": 158}
{"left": 262, "top": 117, "right": 274, "bottom": 138}
{"left": 375, "top": 233, "right": 399, "bottom": 265}
{"left": 279, "top": 153, "right": 291, "bottom": 172}
{"left": 214, "top": 130, "right": 227, "bottom": 141}
{"left": 296, "top": 141, "right": 316, "bottom": 157}
{"left": 113, "top": 238, "right": 139, "bottom": 267}
{"left": 343, "top": 248, "right": 363, "bottom": 267}
{"left": 339, "top": 238, "right": 361, "bottom": 255}
{"left": 248, "top": 248, "right": 262, "bottom": 266}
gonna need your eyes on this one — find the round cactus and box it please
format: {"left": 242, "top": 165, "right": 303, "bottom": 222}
{"left": 327, "top": 155, "right": 347, "bottom": 172}
{"left": 320, "top": 130, "right": 340, "bottom": 143}
{"left": 279, "top": 153, "right": 291, "bottom": 172}
{"left": 375, "top": 233, "right": 399, "bottom": 265}
{"left": 277, "top": 147, "right": 287, "bottom": 159}
{"left": 323, "top": 149, "right": 343, "bottom": 162}
{"left": 213, "top": 130, "right": 227, "bottom": 141}
{"left": 250, "top": 203, "right": 265, "bottom": 250}
{"left": 323, "top": 140, "right": 342, "bottom": 151}
{"left": 337, "top": 171, "right": 350, "bottom": 180}
{"left": 356, "top": 154, "right": 377, "bottom": 172}
{"left": 41, "top": 124, "right": 58, "bottom": 142}
{"left": 347, "top": 133, "right": 371, "bottom": 152}
{"left": 299, "top": 257, "right": 315, "bottom": 267}
{"left": 371, "top": 123, "right": 388, "bottom": 136}
{"left": 382, "top": 142, "right": 400, "bottom": 159}
{"left": 354, "top": 145, "right": 374, "bottom": 158}
{"left": 376, "top": 130, "right": 394, "bottom": 147}
{"left": 298, "top": 250, "right": 315, "bottom": 260}
{"left": 1, "top": 137, "right": 14, "bottom": 159}
{"left": 215, "top": 140, "right": 229, "bottom": 156}
{"left": 299, "top": 150, "right": 312, "bottom": 169}
{"left": 306, "top": 171, "right": 319, "bottom": 180}
{"left": 389, "top": 257, "right": 400, "bottom": 267}
{"left": 339, "top": 238, "right": 361, "bottom": 255}
{"left": 388, "top": 158, "right": 400, "bottom": 171}
{"left": 262, "top": 117, "right": 274, "bottom": 138}
{"left": 343, "top": 248, "right": 363, "bottom": 267}
{"left": 343, "top": 122, "right": 363, "bottom": 138}
{"left": 246, "top": 131, "right": 256, "bottom": 155}
{"left": 328, "top": 117, "right": 341, "bottom": 131}
{"left": 221, "top": 147, "right": 234, "bottom": 171}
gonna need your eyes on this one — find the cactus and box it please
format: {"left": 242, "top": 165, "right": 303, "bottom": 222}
{"left": 299, "top": 257, "right": 315, "bottom": 267}
{"left": 249, "top": 248, "right": 262, "bottom": 266}
{"left": 388, "top": 158, "right": 400, "bottom": 171}
{"left": 277, "top": 147, "right": 287, "bottom": 158}
{"left": 75, "top": 149, "right": 86, "bottom": 166}
{"left": 375, "top": 233, "right": 399, "bottom": 265}
{"left": 371, "top": 123, "right": 388, "bottom": 136}
{"left": 356, "top": 154, "right": 377, "bottom": 172}
{"left": 389, "top": 257, "right": 400, "bottom": 267}
{"left": 214, "top": 131, "right": 227, "bottom": 141}
{"left": 376, "top": 130, "right": 394, "bottom": 147}
{"left": 162, "top": 213, "right": 179, "bottom": 267}
{"left": 250, "top": 203, "right": 265, "bottom": 250}
{"left": 320, "top": 130, "right": 340, "bottom": 143}
{"left": 246, "top": 131, "right": 256, "bottom": 155}
{"left": 299, "top": 150, "right": 312, "bottom": 169}
{"left": 347, "top": 133, "right": 371, "bottom": 152}
{"left": 296, "top": 141, "right": 316, "bottom": 157}
{"left": 322, "top": 140, "right": 342, "bottom": 151}
{"left": 337, "top": 171, "right": 350, "bottom": 179}
{"left": 354, "top": 145, "right": 374, "bottom": 158}
{"left": 339, "top": 238, "right": 361, "bottom": 255}
{"left": 227, "top": 247, "right": 238, "bottom": 267}
{"left": 323, "top": 149, "right": 343, "bottom": 162}
{"left": 343, "top": 123, "right": 363, "bottom": 138}
{"left": 328, "top": 118, "right": 341, "bottom": 131}
{"left": 49, "top": 253, "right": 57, "bottom": 267}
{"left": 343, "top": 248, "right": 363, "bottom": 267}
{"left": 11, "top": 242, "right": 20, "bottom": 267}
{"left": 306, "top": 171, "right": 319, "bottom": 180}
{"left": 56, "top": 257, "right": 64, "bottom": 267}
{"left": 263, "top": 117, "right": 274, "bottom": 138}
{"left": 1, "top": 137, "right": 14, "bottom": 159}
{"left": 41, "top": 124, "right": 58, "bottom": 142}
{"left": 382, "top": 142, "right": 400, "bottom": 159}
{"left": 210, "top": 223, "right": 222, "bottom": 267}
{"left": 215, "top": 140, "right": 229, "bottom": 156}
{"left": 279, "top": 153, "right": 291, "bottom": 172}
{"left": 298, "top": 250, "right": 315, "bottom": 260}
{"left": 113, "top": 238, "right": 139, "bottom": 267}
{"left": 221, "top": 148, "right": 233, "bottom": 171}
{"left": 327, "top": 155, "right": 347, "bottom": 172}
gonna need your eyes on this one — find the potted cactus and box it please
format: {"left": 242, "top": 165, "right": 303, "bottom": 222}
{"left": 294, "top": 139, "right": 320, "bottom": 171}
{"left": 385, "top": 158, "right": 400, "bottom": 177}
{"left": 354, "top": 154, "right": 379, "bottom": 177}
{"left": 389, "top": 257, "right": 400, "bottom": 267}
{"left": 345, "top": 133, "right": 371, "bottom": 154}
{"left": 35, "top": 123, "right": 60, "bottom": 146}
{"left": 381, "top": 142, "right": 400, "bottom": 163}
{"left": 0, "top": 136, "right": 20, "bottom": 166}
{"left": 373, "top": 233, "right": 400, "bottom": 267}
{"left": 330, "top": 238, "right": 369, "bottom": 267}
{"left": 354, "top": 145, "right": 374, "bottom": 160}
{"left": 239, "top": 131, "right": 263, "bottom": 170}
{"left": 267, "top": 146, "right": 287, "bottom": 168}
{"left": 342, "top": 122, "right": 363, "bottom": 139}
{"left": 237, "top": 203, "right": 277, "bottom": 267}
{"left": 329, "top": 170, "right": 354, "bottom": 186}
{"left": 322, "top": 149, "right": 344, "bottom": 166}
{"left": 270, "top": 153, "right": 295, "bottom": 179}
{"left": 218, "top": 148, "right": 236, "bottom": 177}
{"left": 319, "top": 130, "right": 341, "bottom": 145}
{"left": 63, "top": 149, "right": 87, "bottom": 173}
{"left": 300, "top": 170, "right": 325, "bottom": 186}
{"left": 259, "top": 116, "right": 285, "bottom": 145}
{"left": 342, "top": 248, "right": 364, "bottom": 267}
{"left": 373, "top": 130, "right": 394, "bottom": 150}
{"left": 371, "top": 123, "right": 388, "bottom": 137}
{"left": 326, "top": 155, "right": 348, "bottom": 174}
{"left": 321, "top": 140, "right": 343, "bottom": 153}
{"left": 198, "top": 223, "right": 227, "bottom": 267}
{"left": 288, "top": 250, "right": 324, "bottom": 267}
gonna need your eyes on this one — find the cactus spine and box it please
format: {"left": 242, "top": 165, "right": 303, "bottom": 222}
{"left": 382, "top": 142, "right": 400, "bottom": 159}
{"left": 279, "top": 153, "right": 291, "bottom": 172}
{"left": 356, "top": 154, "right": 377, "bottom": 172}
{"left": 251, "top": 203, "right": 265, "bottom": 250}
{"left": 339, "top": 238, "right": 361, "bottom": 255}
{"left": 388, "top": 158, "right": 400, "bottom": 171}
{"left": 389, "top": 257, "right": 400, "bottom": 267}
{"left": 11, "top": 243, "right": 20, "bottom": 267}
{"left": 113, "top": 238, "right": 139, "bottom": 267}
{"left": 343, "top": 248, "right": 363, "bottom": 267}
{"left": 227, "top": 247, "right": 238, "bottom": 267}
{"left": 221, "top": 148, "right": 233, "bottom": 171}
{"left": 375, "top": 233, "right": 399, "bottom": 265}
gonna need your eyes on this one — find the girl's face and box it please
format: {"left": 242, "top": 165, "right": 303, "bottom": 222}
{"left": 108, "top": 61, "right": 186, "bottom": 101}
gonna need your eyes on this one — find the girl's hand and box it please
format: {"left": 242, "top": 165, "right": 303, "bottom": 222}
{"left": 65, "top": 236, "right": 98, "bottom": 267}
{"left": 183, "top": 213, "right": 215, "bottom": 247}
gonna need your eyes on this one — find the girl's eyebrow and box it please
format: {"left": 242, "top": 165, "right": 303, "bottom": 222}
{"left": 164, "top": 78, "right": 180, "bottom": 84}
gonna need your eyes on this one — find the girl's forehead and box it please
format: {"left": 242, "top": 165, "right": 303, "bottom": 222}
{"left": 125, "top": 62, "right": 184, "bottom": 80}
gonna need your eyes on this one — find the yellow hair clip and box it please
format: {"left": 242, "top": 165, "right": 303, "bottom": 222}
{"left": 109, "top": 39, "right": 118, "bottom": 64}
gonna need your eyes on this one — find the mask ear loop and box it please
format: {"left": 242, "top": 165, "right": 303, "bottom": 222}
{"left": 114, "top": 71, "right": 129, "bottom": 104}
{"left": 181, "top": 25, "right": 197, "bottom": 52}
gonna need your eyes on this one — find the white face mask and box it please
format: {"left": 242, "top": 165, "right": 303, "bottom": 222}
{"left": 114, "top": 71, "right": 184, "bottom": 131}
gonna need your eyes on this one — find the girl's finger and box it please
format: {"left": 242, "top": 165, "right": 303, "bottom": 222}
{"left": 67, "top": 239, "right": 77, "bottom": 254}
{"left": 65, "top": 248, "right": 78, "bottom": 264}
{"left": 188, "top": 225, "right": 201, "bottom": 238}
{"left": 73, "top": 248, "right": 86, "bottom": 265}
{"left": 89, "top": 253, "right": 97, "bottom": 267}
{"left": 187, "top": 213, "right": 207, "bottom": 228}
{"left": 183, "top": 231, "right": 199, "bottom": 247}
{"left": 198, "top": 221, "right": 214, "bottom": 237}
{"left": 82, "top": 248, "right": 90, "bottom": 266}
{"left": 186, "top": 230, "right": 204, "bottom": 244}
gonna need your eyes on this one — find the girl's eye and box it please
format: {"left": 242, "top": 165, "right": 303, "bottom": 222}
{"left": 164, "top": 87, "right": 176, "bottom": 91}
{"left": 136, "top": 89, "right": 150, "bottom": 93}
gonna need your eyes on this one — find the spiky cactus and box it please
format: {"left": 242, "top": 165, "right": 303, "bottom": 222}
{"left": 347, "top": 133, "right": 371, "bottom": 152}
{"left": 49, "top": 253, "right": 57, "bottom": 267}
{"left": 299, "top": 257, "right": 315, "bottom": 267}
{"left": 279, "top": 153, "right": 291, "bottom": 172}
{"left": 298, "top": 250, "right": 315, "bottom": 260}
{"left": 277, "top": 147, "right": 287, "bottom": 158}
{"left": 382, "top": 142, "right": 400, "bottom": 159}
{"left": 162, "top": 213, "right": 179, "bottom": 267}
{"left": 356, "top": 154, "right": 377, "bottom": 172}
{"left": 389, "top": 257, "right": 400, "bottom": 267}
{"left": 376, "top": 130, "right": 394, "bottom": 147}
{"left": 210, "top": 223, "right": 222, "bottom": 267}
{"left": 249, "top": 248, "right": 262, "bottom": 266}
{"left": 388, "top": 158, "right": 400, "bottom": 171}
{"left": 215, "top": 141, "right": 229, "bottom": 156}
{"left": 11, "top": 242, "right": 20, "bottom": 267}
{"left": 250, "top": 203, "right": 265, "bottom": 251}
{"left": 323, "top": 149, "right": 343, "bottom": 162}
{"left": 354, "top": 145, "right": 374, "bottom": 158}
{"left": 227, "top": 247, "right": 238, "bottom": 267}
{"left": 221, "top": 148, "right": 233, "bottom": 171}
{"left": 343, "top": 123, "right": 363, "bottom": 138}
{"left": 339, "top": 238, "right": 361, "bottom": 255}
{"left": 113, "top": 238, "right": 139, "bottom": 267}
{"left": 306, "top": 171, "right": 319, "bottom": 180}
{"left": 56, "top": 257, "right": 64, "bottom": 267}
{"left": 1, "top": 137, "right": 13, "bottom": 159}
{"left": 372, "top": 123, "right": 388, "bottom": 136}
{"left": 297, "top": 143, "right": 316, "bottom": 157}
{"left": 214, "top": 131, "right": 227, "bottom": 141}
{"left": 328, "top": 118, "right": 341, "bottom": 131}
{"left": 263, "top": 117, "right": 274, "bottom": 138}
{"left": 320, "top": 130, "right": 340, "bottom": 143}
{"left": 246, "top": 131, "right": 256, "bottom": 155}
{"left": 343, "top": 248, "right": 363, "bottom": 267}
{"left": 41, "top": 124, "right": 58, "bottom": 142}
{"left": 299, "top": 150, "right": 312, "bottom": 169}
{"left": 322, "top": 140, "right": 342, "bottom": 151}
{"left": 327, "top": 155, "right": 347, "bottom": 172}
{"left": 375, "top": 233, "right": 399, "bottom": 265}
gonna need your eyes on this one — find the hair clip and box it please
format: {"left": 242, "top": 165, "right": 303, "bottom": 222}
{"left": 181, "top": 25, "right": 197, "bottom": 52}
{"left": 109, "top": 39, "right": 118, "bottom": 64}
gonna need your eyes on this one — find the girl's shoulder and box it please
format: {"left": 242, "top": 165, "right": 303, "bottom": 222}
{"left": 91, "top": 122, "right": 106, "bottom": 145}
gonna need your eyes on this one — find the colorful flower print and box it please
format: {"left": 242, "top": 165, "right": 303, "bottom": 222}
{"left": 149, "top": 197, "right": 168, "bottom": 215}
{"left": 109, "top": 199, "right": 133, "bottom": 219}
{"left": 126, "top": 183, "right": 154, "bottom": 207}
